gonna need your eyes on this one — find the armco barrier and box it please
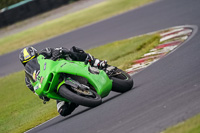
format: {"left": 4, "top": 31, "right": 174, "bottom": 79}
{"left": 0, "top": 0, "right": 78, "bottom": 28}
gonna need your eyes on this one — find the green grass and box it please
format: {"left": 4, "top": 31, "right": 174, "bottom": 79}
{"left": 0, "top": 71, "right": 58, "bottom": 133}
{"left": 0, "top": 34, "right": 160, "bottom": 133}
{"left": 0, "top": 0, "right": 154, "bottom": 55}
{"left": 163, "top": 113, "right": 200, "bottom": 133}
{"left": 87, "top": 34, "right": 160, "bottom": 70}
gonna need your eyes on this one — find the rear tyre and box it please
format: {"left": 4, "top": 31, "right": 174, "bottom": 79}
{"left": 111, "top": 68, "right": 134, "bottom": 93}
{"left": 58, "top": 85, "right": 102, "bottom": 107}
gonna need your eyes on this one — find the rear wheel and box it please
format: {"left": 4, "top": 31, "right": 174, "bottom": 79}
{"left": 111, "top": 68, "right": 134, "bottom": 93}
{"left": 58, "top": 85, "right": 102, "bottom": 107}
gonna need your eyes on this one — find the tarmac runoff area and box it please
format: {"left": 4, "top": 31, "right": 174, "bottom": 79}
{"left": 126, "top": 25, "right": 195, "bottom": 75}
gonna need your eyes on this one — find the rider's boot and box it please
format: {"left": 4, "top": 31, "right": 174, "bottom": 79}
{"left": 57, "top": 100, "right": 78, "bottom": 116}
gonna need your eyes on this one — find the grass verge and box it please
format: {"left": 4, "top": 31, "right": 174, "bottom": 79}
{"left": 0, "top": 34, "right": 160, "bottom": 133}
{"left": 163, "top": 113, "right": 200, "bottom": 133}
{"left": 0, "top": 71, "right": 58, "bottom": 133}
{"left": 86, "top": 34, "right": 160, "bottom": 70}
{"left": 0, "top": 0, "right": 154, "bottom": 55}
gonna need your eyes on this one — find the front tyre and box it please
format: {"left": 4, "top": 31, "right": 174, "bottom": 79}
{"left": 58, "top": 85, "right": 102, "bottom": 107}
{"left": 111, "top": 68, "right": 134, "bottom": 93}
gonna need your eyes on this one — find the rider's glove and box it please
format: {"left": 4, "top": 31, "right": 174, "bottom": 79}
{"left": 98, "top": 60, "right": 108, "bottom": 69}
{"left": 85, "top": 54, "right": 107, "bottom": 69}
{"left": 85, "top": 54, "right": 95, "bottom": 65}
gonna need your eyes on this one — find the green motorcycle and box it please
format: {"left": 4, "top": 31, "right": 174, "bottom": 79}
{"left": 31, "top": 55, "right": 133, "bottom": 107}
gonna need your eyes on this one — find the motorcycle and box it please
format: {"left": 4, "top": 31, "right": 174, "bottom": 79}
{"left": 32, "top": 55, "right": 134, "bottom": 107}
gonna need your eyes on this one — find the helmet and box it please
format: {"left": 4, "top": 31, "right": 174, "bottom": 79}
{"left": 19, "top": 47, "right": 38, "bottom": 66}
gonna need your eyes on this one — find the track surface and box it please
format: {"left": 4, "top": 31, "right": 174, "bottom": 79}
{"left": 2, "top": 0, "right": 200, "bottom": 132}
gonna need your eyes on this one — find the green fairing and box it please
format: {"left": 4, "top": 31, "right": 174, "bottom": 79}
{"left": 32, "top": 55, "right": 112, "bottom": 102}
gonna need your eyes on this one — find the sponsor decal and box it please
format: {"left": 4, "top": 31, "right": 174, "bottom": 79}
{"left": 40, "top": 77, "right": 44, "bottom": 83}
{"left": 60, "top": 63, "right": 67, "bottom": 67}
{"left": 34, "top": 86, "right": 39, "bottom": 91}
{"left": 44, "top": 62, "right": 47, "bottom": 70}
{"left": 33, "top": 70, "right": 40, "bottom": 81}
{"left": 33, "top": 70, "right": 37, "bottom": 81}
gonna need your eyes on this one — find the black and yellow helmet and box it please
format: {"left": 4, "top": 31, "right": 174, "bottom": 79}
{"left": 19, "top": 47, "right": 38, "bottom": 66}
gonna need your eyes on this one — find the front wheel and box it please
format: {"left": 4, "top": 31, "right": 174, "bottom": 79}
{"left": 58, "top": 85, "right": 102, "bottom": 107}
{"left": 110, "top": 68, "right": 134, "bottom": 93}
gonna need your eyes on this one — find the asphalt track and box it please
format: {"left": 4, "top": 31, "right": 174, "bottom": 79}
{"left": 2, "top": 0, "right": 200, "bottom": 132}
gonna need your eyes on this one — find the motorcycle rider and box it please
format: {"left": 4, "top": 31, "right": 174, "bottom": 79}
{"left": 19, "top": 46, "right": 107, "bottom": 116}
